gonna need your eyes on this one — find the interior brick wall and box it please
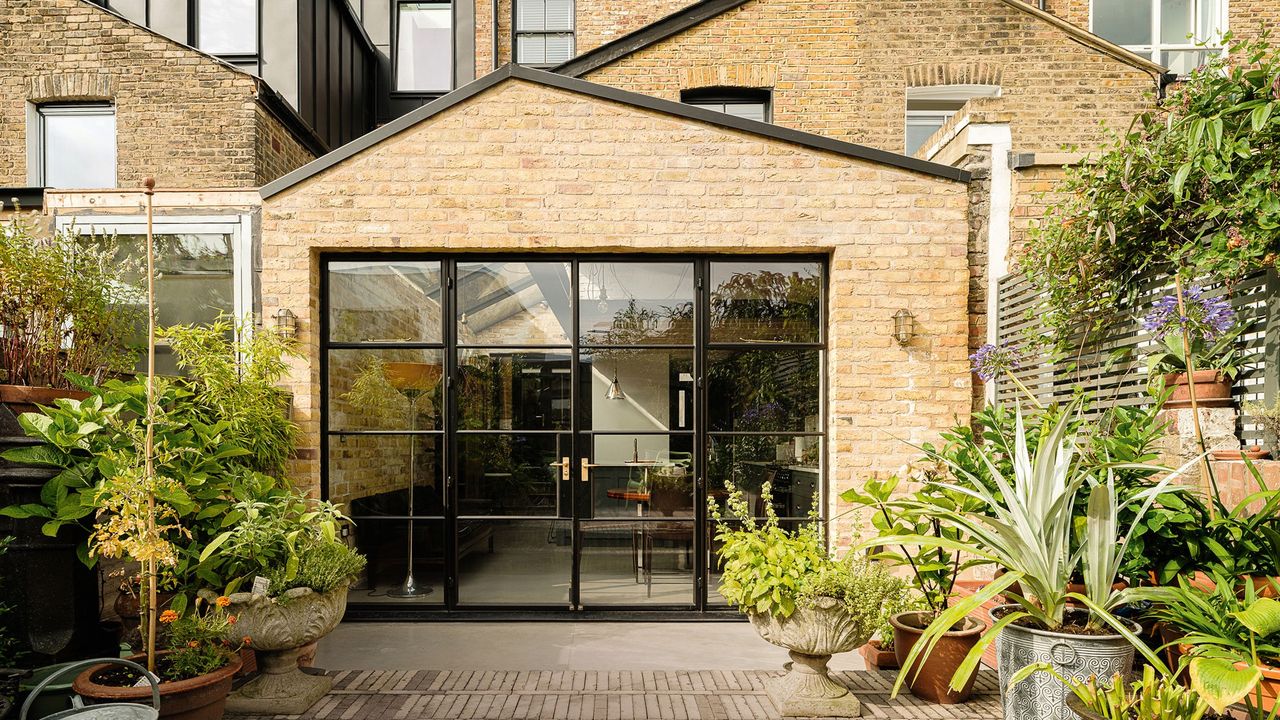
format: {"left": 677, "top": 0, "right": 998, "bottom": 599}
{"left": 260, "top": 78, "right": 973, "bottom": 545}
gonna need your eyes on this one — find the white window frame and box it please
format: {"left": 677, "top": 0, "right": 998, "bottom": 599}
{"left": 394, "top": 0, "right": 455, "bottom": 94}
{"left": 903, "top": 84, "right": 1001, "bottom": 155}
{"left": 54, "top": 214, "right": 254, "bottom": 330}
{"left": 31, "top": 104, "right": 117, "bottom": 189}
{"left": 514, "top": 0, "right": 575, "bottom": 67}
{"left": 1089, "top": 0, "right": 1228, "bottom": 73}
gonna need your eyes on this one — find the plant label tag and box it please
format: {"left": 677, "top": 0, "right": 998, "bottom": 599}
{"left": 252, "top": 576, "right": 270, "bottom": 595}
{"left": 132, "top": 675, "right": 151, "bottom": 688}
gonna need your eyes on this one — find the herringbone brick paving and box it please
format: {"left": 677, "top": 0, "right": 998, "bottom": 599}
{"left": 235, "top": 669, "right": 1003, "bottom": 719}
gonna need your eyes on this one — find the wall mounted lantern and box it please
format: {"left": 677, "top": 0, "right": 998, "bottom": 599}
{"left": 892, "top": 308, "right": 915, "bottom": 345}
{"left": 273, "top": 307, "right": 298, "bottom": 340}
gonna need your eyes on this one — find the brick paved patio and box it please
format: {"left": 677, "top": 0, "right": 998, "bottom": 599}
{"left": 236, "top": 669, "right": 1003, "bottom": 720}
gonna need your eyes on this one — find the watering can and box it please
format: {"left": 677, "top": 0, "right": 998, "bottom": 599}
{"left": 19, "top": 658, "right": 159, "bottom": 720}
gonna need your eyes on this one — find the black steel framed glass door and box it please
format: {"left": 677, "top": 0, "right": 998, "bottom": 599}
{"left": 321, "top": 255, "right": 825, "bottom": 614}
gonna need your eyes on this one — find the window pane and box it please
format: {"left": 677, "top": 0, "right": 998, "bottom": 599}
{"left": 82, "top": 231, "right": 231, "bottom": 324}
{"left": 579, "top": 520, "right": 695, "bottom": 606}
{"left": 516, "top": 34, "right": 547, "bottom": 64}
{"left": 709, "top": 262, "right": 821, "bottom": 344}
{"left": 544, "top": 0, "right": 572, "bottom": 30}
{"left": 330, "top": 433, "right": 444, "bottom": 516}
{"left": 707, "top": 350, "right": 821, "bottom": 433}
{"left": 457, "top": 519, "right": 571, "bottom": 605}
{"left": 516, "top": 0, "right": 545, "bottom": 31}
{"left": 1092, "top": 0, "right": 1153, "bottom": 45}
{"left": 708, "top": 435, "right": 820, "bottom": 518}
{"left": 457, "top": 349, "right": 572, "bottom": 431}
{"left": 327, "top": 349, "right": 444, "bottom": 431}
{"left": 579, "top": 262, "right": 694, "bottom": 346}
{"left": 348, "top": 519, "right": 446, "bottom": 604}
{"left": 580, "top": 350, "right": 694, "bottom": 432}
{"left": 905, "top": 117, "right": 946, "bottom": 155}
{"left": 456, "top": 434, "right": 569, "bottom": 516}
{"left": 543, "top": 33, "right": 574, "bottom": 63}
{"left": 397, "top": 2, "right": 452, "bottom": 92}
{"left": 1164, "top": 49, "right": 1210, "bottom": 75}
{"left": 457, "top": 261, "right": 572, "bottom": 345}
{"left": 42, "top": 108, "right": 115, "bottom": 189}
{"left": 722, "top": 103, "right": 767, "bottom": 122}
{"left": 328, "top": 261, "right": 443, "bottom": 343}
{"left": 1161, "top": 0, "right": 1193, "bottom": 43}
{"left": 198, "top": 0, "right": 258, "bottom": 54}
{"left": 1197, "top": 0, "right": 1222, "bottom": 40}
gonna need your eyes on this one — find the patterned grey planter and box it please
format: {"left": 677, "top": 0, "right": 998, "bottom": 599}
{"left": 749, "top": 596, "right": 873, "bottom": 717}
{"left": 992, "top": 604, "right": 1137, "bottom": 720}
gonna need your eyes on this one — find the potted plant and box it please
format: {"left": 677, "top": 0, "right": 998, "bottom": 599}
{"left": 842, "top": 473, "right": 986, "bottom": 703}
{"left": 1245, "top": 400, "right": 1280, "bottom": 458}
{"left": 72, "top": 597, "right": 246, "bottom": 720}
{"left": 647, "top": 458, "right": 692, "bottom": 516}
{"left": 1143, "top": 284, "right": 1241, "bottom": 409}
{"left": 198, "top": 493, "right": 364, "bottom": 714}
{"left": 1010, "top": 662, "right": 1213, "bottom": 720}
{"left": 873, "top": 400, "right": 1193, "bottom": 720}
{"left": 712, "top": 482, "right": 906, "bottom": 717}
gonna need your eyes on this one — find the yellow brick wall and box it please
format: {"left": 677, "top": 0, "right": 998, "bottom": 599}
{"left": 1, "top": 0, "right": 313, "bottom": 189}
{"left": 260, "top": 78, "right": 972, "bottom": 544}
{"left": 580, "top": 0, "right": 1159, "bottom": 156}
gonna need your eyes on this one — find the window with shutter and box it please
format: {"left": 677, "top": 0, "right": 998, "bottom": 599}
{"left": 515, "top": 0, "right": 575, "bottom": 66}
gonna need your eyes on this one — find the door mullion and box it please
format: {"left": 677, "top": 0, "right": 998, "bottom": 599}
{"left": 694, "top": 258, "right": 708, "bottom": 612}
{"left": 569, "top": 260, "right": 582, "bottom": 611}
{"left": 444, "top": 259, "right": 459, "bottom": 609}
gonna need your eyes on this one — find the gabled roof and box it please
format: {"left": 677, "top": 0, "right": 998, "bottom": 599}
{"left": 553, "top": 0, "right": 1165, "bottom": 78}
{"left": 260, "top": 64, "right": 969, "bottom": 199}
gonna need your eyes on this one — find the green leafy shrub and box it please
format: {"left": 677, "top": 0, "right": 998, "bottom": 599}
{"left": 265, "top": 537, "right": 365, "bottom": 595}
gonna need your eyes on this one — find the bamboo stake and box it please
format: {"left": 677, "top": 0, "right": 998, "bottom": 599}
{"left": 1173, "top": 273, "right": 1219, "bottom": 519}
{"left": 143, "top": 177, "right": 158, "bottom": 673}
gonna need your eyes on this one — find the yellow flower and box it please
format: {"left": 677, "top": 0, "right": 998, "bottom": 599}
{"left": 159, "top": 609, "right": 179, "bottom": 624}
{"left": 216, "top": 596, "right": 231, "bottom": 608}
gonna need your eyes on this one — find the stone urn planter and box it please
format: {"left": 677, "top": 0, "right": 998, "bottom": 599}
{"left": 749, "top": 596, "right": 871, "bottom": 717}
{"left": 993, "top": 605, "right": 1139, "bottom": 720}
{"left": 221, "top": 583, "right": 349, "bottom": 715}
{"left": 72, "top": 651, "right": 241, "bottom": 720}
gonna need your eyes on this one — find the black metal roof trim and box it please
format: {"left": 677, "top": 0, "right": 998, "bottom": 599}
{"left": 1, "top": 188, "right": 44, "bottom": 212}
{"left": 260, "top": 65, "right": 968, "bottom": 199}
{"left": 552, "top": 0, "right": 751, "bottom": 78}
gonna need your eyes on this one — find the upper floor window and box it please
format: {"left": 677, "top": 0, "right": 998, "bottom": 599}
{"left": 680, "top": 88, "right": 772, "bottom": 123}
{"left": 1091, "top": 0, "right": 1225, "bottom": 75}
{"left": 515, "top": 0, "right": 575, "bottom": 66}
{"left": 196, "top": 0, "right": 259, "bottom": 56}
{"left": 36, "top": 104, "right": 116, "bottom": 189}
{"left": 903, "top": 84, "right": 1000, "bottom": 156}
{"left": 396, "top": 0, "right": 453, "bottom": 92}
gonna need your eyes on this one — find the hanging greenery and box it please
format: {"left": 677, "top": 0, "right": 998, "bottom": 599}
{"left": 1021, "top": 34, "right": 1280, "bottom": 353}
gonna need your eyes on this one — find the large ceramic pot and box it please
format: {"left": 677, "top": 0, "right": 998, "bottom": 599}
{"left": 749, "top": 596, "right": 871, "bottom": 717}
{"left": 72, "top": 651, "right": 241, "bottom": 720}
{"left": 1164, "top": 370, "right": 1232, "bottom": 409}
{"left": 221, "top": 583, "right": 348, "bottom": 715}
{"left": 890, "top": 611, "right": 985, "bottom": 704}
{"left": 993, "top": 605, "right": 1139, "bottom": 720}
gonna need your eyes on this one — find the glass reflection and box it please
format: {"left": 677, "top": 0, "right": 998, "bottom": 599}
{"left": 709, "top": 262, "right": 821, "bottom": 343}
{"left": 579, "top": 262, "right": 694, "bottom": 345}
{"left": 328, "top": 349, "right": 444, "bottom": 431}
{"left": 580, "top": 350, "right": 693, "bottom": 432}
{"left": 457, "top": 261, "right": 572, "bottom": 345}
{"left": 579, "top": 520, "right": 695, "bottom": 605}
{"left": 327, "top": 433, "right": 443, "bottom": 516}
{"left": 457, "top": 519, "right": 571, "bottom": 605}
{"left": 585, "top": 434, "right": 693, "bottom": 519}
{"left": 707, "top": 435, "right": 819, "bottom": 517}
{"left": 707, "top": 350, "right": 820, "bottom": 432}
{"left": 457, "top": 349, "right": 571, "bottom": 431}
{"left": 347, "top": 519, "right": 445, "bottom": 604}
{"left": 329, "top": 261, "right": 443, "bottom": 343}
{"left": 456, "top": 434, "right": 569, "bottom": 516}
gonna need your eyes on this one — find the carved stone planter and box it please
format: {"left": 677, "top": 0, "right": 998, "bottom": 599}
{"left": 749, "top": 596, "right": 871, "bottom": 717}
{"left": 222, "top": 583, "right": 348, "bottom": 715}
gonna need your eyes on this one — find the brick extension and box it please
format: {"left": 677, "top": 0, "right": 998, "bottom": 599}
{"left": 234, "top": 669, "right": 1003, "bottom": 720}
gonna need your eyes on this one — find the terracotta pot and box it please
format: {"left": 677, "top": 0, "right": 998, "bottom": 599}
{"left": 72, "top": 651, "right": 241, "bottom": 720}
{"left": 1157, "top": 623, "right": 1188, "bottom": 686}
{"left": 1164, "top": 370, "right": 1233, "bottom": 409}
{"left": 1186, "top": 572, "right": 1279, "bottom": 598}
{"left": 859, "top": 639, "right": 898, "bottom": 670}
{"left": 951, "top": 579, "right": 1003, "bottom": 670}
{"left": 1233, "top": 658, "right": 1280, "bottom": 712}
{"left": 0, "top": 384, "right": 90, "bottom": 417}
{"left": 890, "top": 611, "right": 984, "bottom": 704}
{"left": 1212, "top": 446, "right": 1272, "bottom": 461}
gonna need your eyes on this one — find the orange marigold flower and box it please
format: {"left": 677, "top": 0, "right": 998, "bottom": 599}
{"left": 216, "top": 596, "right": 231, "bottom": 608}
{"left": 227, "top": 615, "right": 237, "bottom": 625}
{"left": 188, "top": 640, "right": 200, "bottom": 648}
{"left": 159, "top": 610, "right": 179, "bottom": 623}
{"left": 242, "top": 636, "right": 252, "bottom": 647}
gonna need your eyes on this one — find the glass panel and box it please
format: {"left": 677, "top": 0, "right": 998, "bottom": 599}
{"left": 198, "top": 0, "right": 258, "bottom": 54}
{"left": 545, "top": 0, "right": 573, "bottom": 30}
{"left": 580, "top": 350, "right": 694, "bottom": 432}
{"left": 329, "top": 261, "right": 443, "bottom": 343}
{"left": 516, "top": 35, "right": 546, "bottom": 64}
{"left": 1164, "top": 49, "right": 1210, "bottom": 75}
{"left": 328, "top": 433, "right": 444, "bottom": 516}
{"left": 723, "top": 103, "right": 767, "bottom": 123}
{"left": 42, "top": 108, "right": 116, "bottom": 189}
{"left": 579, "top": 520, "right": 695, "bottom": 606}
{"left": 707, "top": 350, "right": 821, "bottom": 433}
{"left": 1161, "top": 0, "right": 1193, "bottom": 43}
{"left": 543, "top": 34, "right": 574, "bottom": 64}
{"left": 709, "top": 262, "right": 821, "bottom": 343}
{"left": 905, "top": 116, "right": 947, "bottom": 155}
{"left": 456, "top": 433, "right": 569, "bottom": 516}
{"left": 457, "top": 261, "right": 572, "bottom": 345}
{"left": 458, "top": 349, "right": 571, "bottom": 431}
{"left": 585, "top": 434, "right": 694, "bottom": 519}
{"left": 1197, "top": 0, "right": 1221, "bottom": 40}
{"left": 397, "top": 1, "right": 453, "bottom": 92}
{"left": 579, "top": 262, "right": 694, "bottom": 346}
{"left": 516, "top": 0, "right": 546, "bottom": 31}
{"left": 328, "top": 349, "right": 444, "bottom": 431}
{"left": 708, "top": 435, "right": 820, "bottom": 517}
{"left": 347, "top": 519, "right": 445, "bottom": 604}
{"left": 456, "top": 519, "right": 571, "bottom": 605}
{"left": 1092, "top": 0, "right": 1153, "bottom": 45}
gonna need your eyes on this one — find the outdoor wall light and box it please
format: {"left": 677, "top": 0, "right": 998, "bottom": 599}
{"left": 273, "top": 307, "right": 298, "bottom": 340}
{"left": 893, "top": 308, "right": 916, "bottom": 345}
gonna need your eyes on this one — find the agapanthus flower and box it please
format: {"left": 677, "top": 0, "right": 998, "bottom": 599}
{"left": 1143, "top": 285, "right": 1235, "bottom": 343}
{"left": 969, "top": 342, "right": 1021, "bottom": 382}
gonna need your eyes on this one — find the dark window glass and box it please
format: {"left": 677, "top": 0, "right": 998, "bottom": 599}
{"left": 707, "top": 435, "right": 820, "bottom": 517}
{"left": 457, "top": 261, "right": 572, "bottom": 345}
{"left": 329, "top": 433, "right": 444, "bottom": 516}
{"left": 457, "top": 349, "right": 572, "bottom": 431}
{"left": 580, "top": 350, "right": 694, "bottom": 433}
{"left": 707, "top": 350, "right": 821, "bottom": 433}
{"left": 709, "top": 261, "right": 821, "bottom": 343}
{"left": 681, "top": 87, "right": 771, "bottom": 123}
{"left": 347, "top": 519, "right": 446, "bottom": 604}
{"left": 456, "top": 434, "right": 570, "bottom": 516}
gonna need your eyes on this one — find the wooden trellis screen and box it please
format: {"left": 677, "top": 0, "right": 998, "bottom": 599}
{"left": 993, "top": 268, "right": 1280, "bottom": 444}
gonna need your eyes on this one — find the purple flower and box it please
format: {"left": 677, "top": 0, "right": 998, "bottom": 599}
{"left": 969, "top": 342, "right": 1021, "bottom": 382}
{"left": 1143, "top": 285, "right": 1236, "bottom": 343}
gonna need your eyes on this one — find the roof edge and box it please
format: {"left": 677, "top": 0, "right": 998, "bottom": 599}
{"left": 996, "top": 0, "right": 1166, "bottom": 75}
{"left": 552, "top": 0, "right": 750, "bottom": 78}
{"left": 261, "top": 65, "right": 968, "bottom": 200}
